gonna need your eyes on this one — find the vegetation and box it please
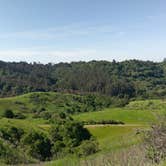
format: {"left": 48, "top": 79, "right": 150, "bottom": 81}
{"left": 0, "top": 92, "right": 120, "bottom": 119}
{"left": 0, "top": 115, "right": 97, "bottom": 164}
{"left": 0, "top": 60, "right": 166, "bottom": 99}
{"left": 0, "top": 60, "right": 165, "bottom": 165}
{"left": 73, "top": 107, "right": 157, "bottom": 125}
{"left": 145, "top": 116, "right": 166, "bottom": 164}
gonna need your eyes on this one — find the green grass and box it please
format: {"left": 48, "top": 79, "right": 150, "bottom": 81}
{"left": 0, "top": 118, "right": 49, "bottom": 134}
{"left": 86, "top": 125, "right": 146, "bottom": 151}
{"left": 73, "top": 108, "right": 158, "bottom": 125}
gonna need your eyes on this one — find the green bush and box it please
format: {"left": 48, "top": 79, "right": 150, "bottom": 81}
{"left": 0, "top": 126, "right": 24, "bottom": 146}
{"left": 50, "top": 118, "right": 94, "bottom": 157}
{"left": 21, "top": 130, "right": 52, "bottom": 161}
{"left": 76, "top": 139, "right": 99, "bottom": 157}
{"left": 0, "top": 140, "right": 27, "bottom": 164}
{"left": 3, "top": 109, "right": 14, "bottom": 118}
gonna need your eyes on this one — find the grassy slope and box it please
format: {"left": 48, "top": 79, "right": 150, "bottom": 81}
{"left": 73, "top": 99, "right": 166, "bottom": 124}
{"left": 46, "top": 100, "right": 166, "bottom": 166}
{"left": 0, "top": 93, "right": 165, "bottom": 165}
{"left": 0, "top": 92, "right": 88, "bottom": 117}
{"left": 73, "top": 108, "right": 156, "bottom": 125}
{"left": 87, "top": 125, "right": 145, "bottom": 151}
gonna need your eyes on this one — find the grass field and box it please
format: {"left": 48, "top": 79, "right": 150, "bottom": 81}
{"left": 87, "top": 125, "right": 146, "bottom": 151}
{"left": 73, "top": 108, "right": 157, "bottom": 125}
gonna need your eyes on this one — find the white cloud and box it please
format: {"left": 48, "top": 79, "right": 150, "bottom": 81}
{"left": 0, "top": 49, "right": 99, "bottom": 63}
{"left": 0, "top": 24, "right": 114, "bottom": 40}
{"left": 0, "top": 46, "right": 164, "bottom": 63}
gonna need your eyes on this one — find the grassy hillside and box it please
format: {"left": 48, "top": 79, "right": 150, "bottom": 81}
{"left": 73, "top": 108, "right": 156, "bottom": 125}
{"left": 46, "top": 99, "right": 166, "bottom": 166}
{"left": 0, "top": 92, "right": 113, "bottom": 118}
{"left": 86, "top": 125, "right": 146, "bottom": 151}
{"left": 0, "top": 93, "right": 165, "bottom": 165}
{"left": 73, "top": 99, "right": 166, "bottom": 124}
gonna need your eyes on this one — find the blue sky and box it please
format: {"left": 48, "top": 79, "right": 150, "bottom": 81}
{"left": 0, "top": 0, "right": 166, "bottom": 63}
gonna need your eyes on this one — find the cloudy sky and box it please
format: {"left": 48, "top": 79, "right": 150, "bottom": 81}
{"left": 0, "top": 0, "right": 166, "bottom": 63}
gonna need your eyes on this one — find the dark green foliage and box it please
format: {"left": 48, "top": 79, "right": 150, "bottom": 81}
{"left": 2, "top": 110, "right": 26, "bottom": 119}
{"left": 3, "top": 109, "right": 14, "bottom": 118}
{"left": 50, "top": 118, "right": 94, "bottom": 158}
{"left": 83, "top": 120, "right": 124, "bottom": 125}
{"left": 22, "top": 131, "right": 52, "bottom": 161}
{"left": 0, "top": 60, "right": 165, "bottom": 99}
{"left": 0, "top": 126, "right": 24, "bottom": 146}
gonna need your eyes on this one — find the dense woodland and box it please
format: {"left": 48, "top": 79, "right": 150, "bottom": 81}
{"left": 0, "top": 60, "right": 166, "bottom": 98}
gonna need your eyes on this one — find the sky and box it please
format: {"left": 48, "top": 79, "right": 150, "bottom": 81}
{"left": 0, "top": 0, "right": 166, "bottom": 63}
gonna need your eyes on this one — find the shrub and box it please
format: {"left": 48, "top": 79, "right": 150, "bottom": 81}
{"left": 50, "top": 119, "right": 94, "bottom": 157}
{"left": 145, "top": 117, "right": 166, "bottom": 164}
{"left": 76, "top": 139, "right": 99, "bottom": 157}
{"left": 0, "top": 139, "right": 29, "bottom": 164}
{"left": 21, "top": 131, "right": 52, "bottom": 161}
{"left": 3, "top": 109, "right": 14, "bottom": 118}
{"left": 83, "top": 120, "right": 124, "bottom": 125}
{"left": 0, "top": 126, "right": 24, "bottom": 146}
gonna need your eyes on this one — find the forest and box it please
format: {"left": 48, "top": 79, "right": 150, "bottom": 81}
{"left": 0, "top": 60, "right": 166, "bottom": 98}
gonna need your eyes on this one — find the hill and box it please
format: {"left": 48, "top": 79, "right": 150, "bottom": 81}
{"left": 0, "top": 60, "right": 166, "bottom": 98}
{"left": 0, "top": 92, "right": 165, "bottom": 165}
{"left": 0, "top": 92, "right": 115, "bottom": 119}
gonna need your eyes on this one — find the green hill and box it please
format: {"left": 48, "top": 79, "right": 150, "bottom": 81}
{"left": 0, "top": 92, "right": 113, "bottom": 119}
{"left": 0, "top": 92, "right": 165, "bottom": 165}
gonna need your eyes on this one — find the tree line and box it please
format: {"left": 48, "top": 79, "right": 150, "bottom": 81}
{"left": 0, "top": 60, "right": 165, "bottom": 98}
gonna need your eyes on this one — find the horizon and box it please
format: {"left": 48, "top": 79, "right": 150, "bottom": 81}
{"left": 0, "top": 0, "right": 166, "bottom": 63}
{"left": 0, "top": 58, "right": 164, "bottom": 65}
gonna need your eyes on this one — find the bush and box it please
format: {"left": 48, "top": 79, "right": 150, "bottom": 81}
{"left": 51, "top": 141, "right": 66, "bottom": 158}
{"left": 83, "top": 120, "right": 124, "bottom": 125}
{"left": 76, "top": 139, "right": 99, "bottom": 157}
{"left": 21, "top": 131, "right": 52, "bottom": 161}
{"left": 0, "top": 126, "right": 24, "bottom": 146}
{"left": 145, "top": 117, "right": 166, "bottom": 164}
{"left": 0, "top": 141, "right": 21, "bottom": 164}
{"left": 50, "top": 119, "right": 94, "bottom": 157}
{"left": 3, "top": 109, "right": 14, "bottom": 118}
